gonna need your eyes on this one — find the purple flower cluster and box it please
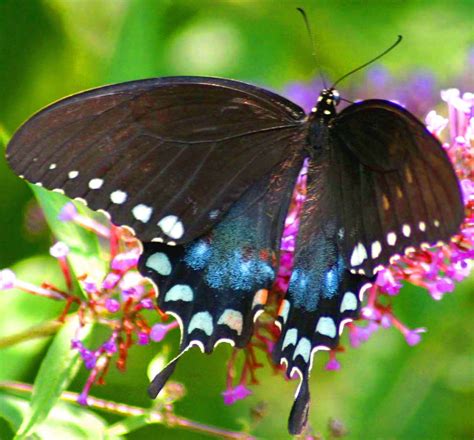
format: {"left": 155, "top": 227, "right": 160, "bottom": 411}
{"left": 0, "top": 208, "right": 178, "bottom": 404}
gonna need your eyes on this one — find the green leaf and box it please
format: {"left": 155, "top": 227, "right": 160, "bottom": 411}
{"left": 31, "top": 185, "right": 108, "bottom": 289}
{"left": 1, "top": 392, "right": 122, "bottom": 440}
{"left": 34, "top": 401, "right": 123, "bottom": 440}
{"left": 0, "top": 393, "right": 30, "bottom": 433}
{"left": 147, "top": 347, "right": 170, "bottom": 382}
{"left": 0, "top": 255, "right": 66, "bottom": 382}
{"left": 15, "top": 315, "right": 92, "bottom": 439}
{"left": 106, "top": 415, "right": 151, "bottom": 436}
{"left": 0, "top": 124, "right": 10, "bottom": 149}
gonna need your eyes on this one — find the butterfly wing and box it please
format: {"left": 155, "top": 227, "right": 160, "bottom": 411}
{"left": 273, "top": 100, "right": 463, "bottom": 434}
{"left": 331, "top": 100, "right": 464, "bottom": 274}
{"left": 6, "top": 76, "right": 306, "bottom": 243}
{"left": 271, "top": 157, "right": 373, "bottom": 434}
{"left": 139, "top": 151, "right": 305, "bottom": 397}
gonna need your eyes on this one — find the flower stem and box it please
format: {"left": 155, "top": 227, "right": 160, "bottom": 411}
{"left": 0, "top": 381, "right": 255, "bottom": 440}
{"left": 0, "top": 319, "right": 63, "bottom": 349}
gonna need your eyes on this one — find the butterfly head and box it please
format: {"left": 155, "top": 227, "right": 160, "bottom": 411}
{"left": 312, "top": 88, "right": 340, "bottom": 119}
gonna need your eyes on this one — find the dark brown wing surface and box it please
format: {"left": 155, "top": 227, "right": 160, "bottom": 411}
{"left": 331, "top": 100, "right": 463, "bottom": 274}
{"left": 6, "top": 76, "right": 306, "bottom": 243}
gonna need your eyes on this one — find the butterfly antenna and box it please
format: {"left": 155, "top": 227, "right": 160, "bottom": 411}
{"left": 331, "top": 35, "right": 403, "bottom": 89}
{"left": 297, "top": 7, "right": 327, "bottom": 89}
{"left": 340, "top": 97, "right": 355, "bottom": 105}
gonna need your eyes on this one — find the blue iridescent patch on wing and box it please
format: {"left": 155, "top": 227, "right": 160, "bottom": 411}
{"left": 183, "top": 240, "right": 212, "bottom": 270}
{"left": 322, "top": 255, "right": 345, "bottom": 298}
{"left": 288, "top": 233, "right": 345, "bottom": 312}
{"left": 182, "top": 204, "right": 274, "bottom": 292}
{"left": 288, "top": 268, "right": 317, "bottom": 310}
{"left": 205, "top": 250, "right": 274, "bottom": 290}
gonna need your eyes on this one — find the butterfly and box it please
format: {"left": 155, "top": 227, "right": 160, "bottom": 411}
{"left": 6, "top": 75, "right": 463, "bottom": 434}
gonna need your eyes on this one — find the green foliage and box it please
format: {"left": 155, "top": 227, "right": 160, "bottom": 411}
{"left": 15, "top": 316, "right": 93, "bottom": 439}
{"left": 31, "top": 186, "right": 108, "bottom": 287}
{"left": 0, "top": 255, "right": 66, "bottom": 381}
{"left": 0, "top": 393, "right": 122, "bottom": 440}
{"left": 106, "top": 415, "right": 153, "bottom": 437}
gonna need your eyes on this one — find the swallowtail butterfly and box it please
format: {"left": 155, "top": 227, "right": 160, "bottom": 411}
{"left": 6, "top": 75, "right": 463, "bottom": 434}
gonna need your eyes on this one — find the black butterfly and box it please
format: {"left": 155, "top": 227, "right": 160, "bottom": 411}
{"left": 6, "top": 76, "right": 463, "bottom": 434}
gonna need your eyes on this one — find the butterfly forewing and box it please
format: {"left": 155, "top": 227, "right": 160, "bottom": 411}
{"left": 331, "top": 100, "right": 464, "bottom": 274}
{"left": 6, "top": 77, "right": 306, "bottom": 244}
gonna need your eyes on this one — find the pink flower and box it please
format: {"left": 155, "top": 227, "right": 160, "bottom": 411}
{"left": 325, "top": 358, "right": 341, "bottom": 371}
{"left": 49, "top": 241, "right": 69, "bottom": 258}
{"left": 104, "top": 298, "right": 120, "bottom": 313}
{"left": 102, "top": 272, "right": 121, "bottom": 290}
{"left": 0, "top": 269, "right": 16, "bottom": 290}
{"left": 77, "top": 391, "right": 88, "bottom": 406}
{"left": 150, "top": 323, "right": 177, "bottom": 342}
{"left": 82, "top": 279, "right": 98, "bottom": 294}
{"left": 222, "top": 384, "right": 252, "bottom": 405}
{"left": 111, "top": 251, "right": 139, "bottom": 272}
{"left": 375, "top": 268, "right": 402, "bottom": 296}
{"left": 102, "top": 338, "right": 117, "bottom": 354}
{"left": 137, "top": 332, "right": 150, "bottom": 345}
{"left": 139, "top": 298, "right": 154, "bottom": 309}
{"left": 425, "top": 110, "right": 448, "bottom": 135}
{"left": 404, "top": 328, "right": 426, "bottom": 346}
{"left": 58, "top": 202, "right": 77, "bottom": 221}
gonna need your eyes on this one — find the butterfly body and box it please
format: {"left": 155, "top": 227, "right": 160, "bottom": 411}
{"left": 6, "top": 76, "right": 463, "bottom": 435}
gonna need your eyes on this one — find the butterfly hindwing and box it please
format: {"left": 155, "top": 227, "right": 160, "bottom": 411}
{"left": 6, "top": 76, "right": 305, "bottom": 244}
{"left": 331, "top": 100, "right": 464, "bottom": 274}
{"left": 271, "top": 159, "right": 374, "bottom": 434}
{"left": 139, "top": 154, "right": 304, "bottom": 396}
{"left": 140, "top": 241, "right": 261, "bottom": 350}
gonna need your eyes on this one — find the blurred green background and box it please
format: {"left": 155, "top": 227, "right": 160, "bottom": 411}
{"left": 0, "top": 0, "right": 472, "bottom": 439}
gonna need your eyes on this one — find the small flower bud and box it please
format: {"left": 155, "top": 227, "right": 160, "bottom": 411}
{"left": 102, "top": 338, "right": 117, "bottom": 354}
{"left": 222, "top": 384, "right": 252, "bottom": 405}
{"left": 137, "top": 332, "right": 150, "bottom": 345}
{"left": 102, "top": 272, "right": 121, "bottom": 290}
{"left": 71, "top": 339, "right": 83, "bottom": 350}
{"left": 58, "top": 202, "right": 78, "bottom": 221}
{"left": 405, "top": 328, "right": 426, "bottom": 346}
{"left": 82, "top": 280, "right": 97, "bottom": 294}
{"left": 49, "top": 241, "right": 69, "bottom": 258}
{"left": 150, "top": 323, "right": 169, "bottom": 342}
{"left": 77, "top": 392, "right": 88, "bottom": 406}
{"left": 139, "top": 298, "right": 154, "bottom": 309}
{"left": 111, "top": 251, "right": 139, "bottom": 272}
{"left": 380, "top": 314, "right": 392, "bottom": 328}
{"left": 325, "top": 358, "right": 341, "bottom": 371}
{"left": 80, "top": 349, "right": 97, "bottom": 370}
{"left": 105, "top": 298, "right": 120, "bottom": 313}
{"left": 376, "top": 268, "right": 402, "bottom": 295}
{"left": 0, "top": 269, "right": 16, "bottom": 290}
